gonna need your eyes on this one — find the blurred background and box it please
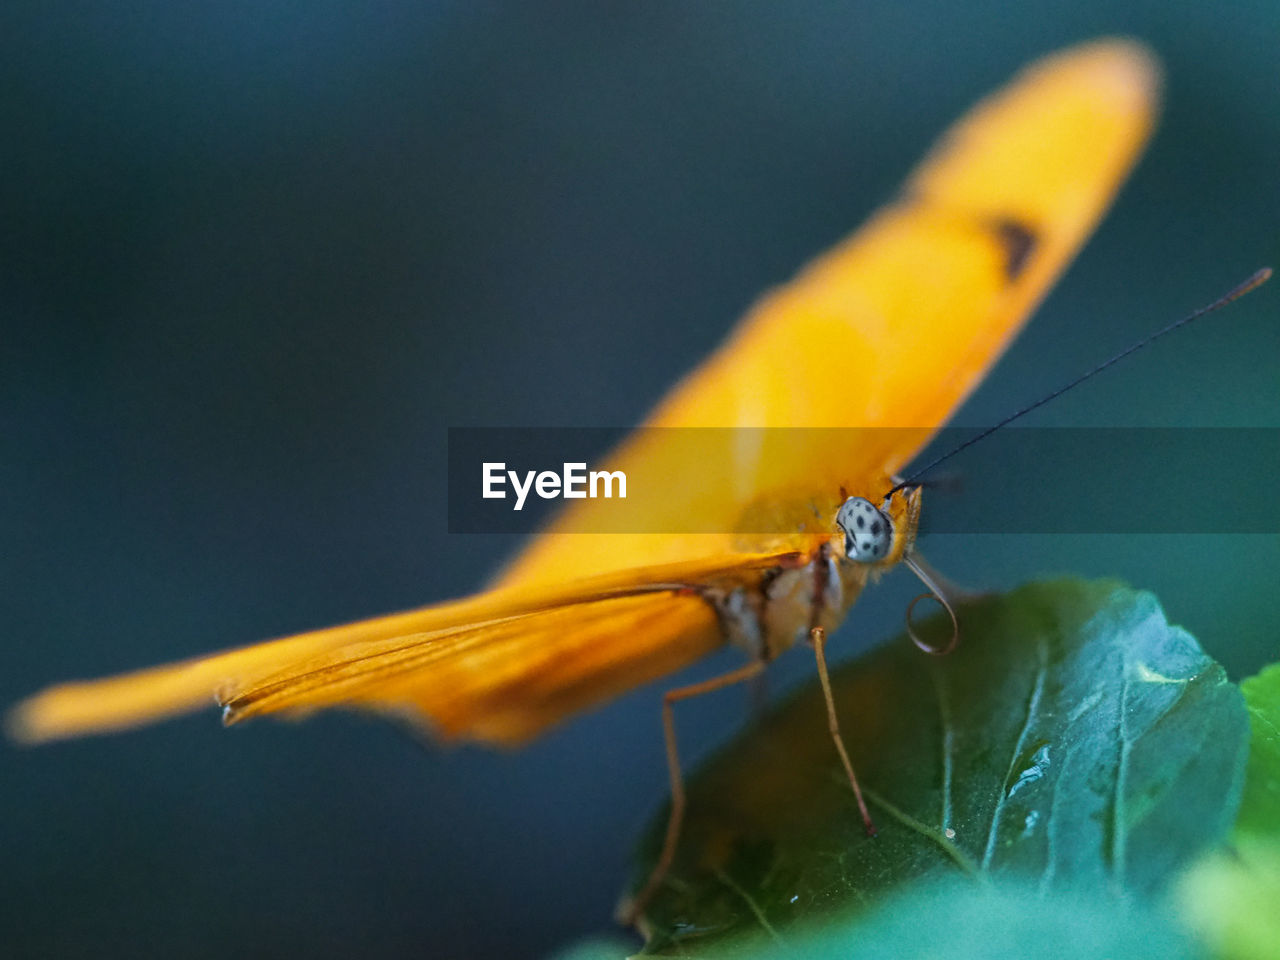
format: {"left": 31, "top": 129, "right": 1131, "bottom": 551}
{"left": 3, "top": 3, "right": 1277, "bottom": 957}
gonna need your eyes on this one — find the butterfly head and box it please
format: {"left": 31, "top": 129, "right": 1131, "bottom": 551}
{"left": 835, "top": 486, "right": 922, "bottom": 567}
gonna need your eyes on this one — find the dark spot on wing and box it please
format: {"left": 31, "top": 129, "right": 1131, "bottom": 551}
{"left": 988, "top": 217, "right": 1039, "bottom": 281}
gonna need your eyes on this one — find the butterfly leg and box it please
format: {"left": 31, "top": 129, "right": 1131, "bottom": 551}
{"left": 810, "top": 626, "right": 876, "bottom": 836}
{"left": 617, "top": 659, "right": 766, "bottom": 927}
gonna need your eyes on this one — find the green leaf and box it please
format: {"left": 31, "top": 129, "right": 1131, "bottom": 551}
{"left": 548, "top": 887, "right": 1200, "bottom": 960}
{"left": 1179, "top": 663, "right": 1280, "bottom": 960}
{"left": 1236, "top": 664, "right": 1280, "bottom": 841}
{"left": 628, "top": 580, "right": 1249, "bottom": 954}
{"left": 775, "top": 879, "right": 1200, "bottom": 960}
{"left": 1180, "top": 839, "right": 1280, "bottom": 960}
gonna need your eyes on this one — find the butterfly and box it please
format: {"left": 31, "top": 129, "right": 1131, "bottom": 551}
{"left": 9, "top": 39, "right": 1159, "bottom": 923}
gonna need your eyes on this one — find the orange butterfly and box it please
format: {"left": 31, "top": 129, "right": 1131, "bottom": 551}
{"left": 9, "top": 40, "right": 1159, "bottom": 922}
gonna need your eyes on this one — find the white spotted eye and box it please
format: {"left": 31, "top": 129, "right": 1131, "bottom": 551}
{"left": 836, "top": 496, "right": 893, "bottom": 563}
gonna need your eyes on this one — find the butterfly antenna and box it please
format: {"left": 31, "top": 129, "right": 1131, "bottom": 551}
{"left": 888, "top": 267, "right": 1272, "bottom": 495}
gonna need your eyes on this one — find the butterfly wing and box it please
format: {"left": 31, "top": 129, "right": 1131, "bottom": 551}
{"left": 9, "top": 549, "right": 808, "bottom": 745}
{"left": 224, "top": 593, "right": 724, "bottom": 747}
{"left": 10, "top": 40, "right": 1159, "bottom": 747}
{"left": 496, "top": 39, "right": 1159, "bottom": 589}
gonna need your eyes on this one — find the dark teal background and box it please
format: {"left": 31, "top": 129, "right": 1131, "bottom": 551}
{"left": 3, "top": 3, "right": 1278, "bottom": 958}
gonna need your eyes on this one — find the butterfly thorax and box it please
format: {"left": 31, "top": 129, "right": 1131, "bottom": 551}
{"left": 709, "top": 485, "right": 921, "bottom": 661}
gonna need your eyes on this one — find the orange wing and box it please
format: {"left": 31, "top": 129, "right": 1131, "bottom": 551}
{"left": 9, "top": 550, "right": 806, "bottom": 746}
{"left": 8, "top": 40, "right": 1159, "bottom": 747}
{"left": 496, "top": 39, "right": 1159, "bottom": 588}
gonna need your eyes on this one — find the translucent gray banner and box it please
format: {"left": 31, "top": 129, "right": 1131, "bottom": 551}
{"left": 446, "top": 427, "right": 1279, "bottom": 534}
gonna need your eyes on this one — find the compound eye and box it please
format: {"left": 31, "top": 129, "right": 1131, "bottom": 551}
{"left": 835, "top": 496, "right": 893, "bottom": 563}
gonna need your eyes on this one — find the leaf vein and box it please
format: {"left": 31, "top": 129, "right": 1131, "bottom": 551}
{"left": 1110, "top": 639, "right": 1131, "bottom": 890}
{"left": 930, "top": 664, "right": 955, "bottom": 836}
{"left": 864, "top": 787, "right": 981, "bottom": 877}
{"left": 710, "top": 866, "right": 788, "bottom": 949}
{"left": 982, "top": 633, "right": 1048, "bottom": 871}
